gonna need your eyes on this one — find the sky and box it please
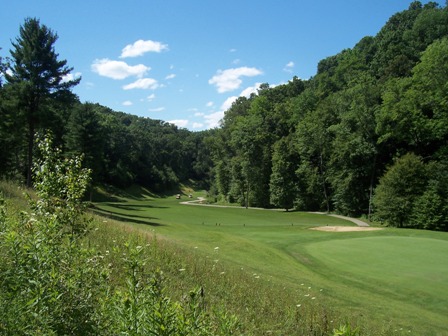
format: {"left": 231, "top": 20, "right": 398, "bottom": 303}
{"left": 0, "top": 0, "right": 432, "bottom": 131}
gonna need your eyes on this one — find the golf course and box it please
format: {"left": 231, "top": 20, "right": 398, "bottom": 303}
{"left": 92, "top": 187, "right": 448, "bottom": 335}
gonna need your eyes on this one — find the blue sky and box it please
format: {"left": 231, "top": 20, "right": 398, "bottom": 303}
{"left": 1, "top": 1, "right": 429, "bottom": 130}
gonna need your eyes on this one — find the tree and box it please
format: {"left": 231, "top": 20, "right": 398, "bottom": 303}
{"left": 64, "top": 103, "right": 105, "bottom": 195}
{"left": 372, "top": 153, "right": 427, "bottom": 227}
{"left": 269, "top": 137, "right": 298, "bottom": 210}
{"left": 5, "top": 18, "right": 80, "bottom": 187}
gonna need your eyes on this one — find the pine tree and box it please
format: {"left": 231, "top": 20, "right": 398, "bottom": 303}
{"left": 5, "top": 18, "right": 80, "bottom": 187}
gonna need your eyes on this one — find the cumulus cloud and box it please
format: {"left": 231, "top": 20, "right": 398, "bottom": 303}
{"left": 122, "top": 100, "right": 133, "bottom": 106}
{"left": 192, "top": 122, "right": 204, "bottom": 129}
{"left": 220, "top": 96, "right": 238, "bottom": 111}
{"left": 165, "top": 73, "right": 176, "bottom": 80}
{"left": 204, "top": 111, "right": 225, "bottom": 128}
{"left": 120, "top": 39, "right": 168, "bottom": 58}
{"left": 208, "top": 66, "right": 263, "bottom": 93}
{"left": 206, "top": 101, "right": 214, "bottom": 107}
{"left": 148, "top": 107, "right": 165, "bottom": 112}
{"left": 61, "top": 72, "right": 82, "bottom": 83}
{"left": 284, "top": 61, "right": 295, "bottom": 72}
{"left": 92, "top": 59, "right": 149, "bottom": 79}
{"left": 123, "top": 78, "right": 159, "bottom": 90}
{"left": 169, "top": 119, "right": 189, "bottom": 128}
{"left": 240, "top": 82, "right": 263, "bottom": 97}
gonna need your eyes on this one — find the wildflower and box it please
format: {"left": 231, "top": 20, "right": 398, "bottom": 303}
{"left": 311, "top": 297, "right": 316, "bottom": 300}
{"left": 220, "top": 272, "right": 225, "bottom": 275}
{"left": 194, "top": 246, "right": 198, "bottom": 249}
{"left": 179, "top": 268, "right": 186, "bottom": 272}
{"left": 304, "top": 294, "right": 310, "bottom": 297}
{"left": 214, "top": 247, "right": 219, "bottom": 250}
{"left": 296, "top": 304, "right": 301, "bottom": 307}
{"left": 255, "top": 276, "right": 260, "bottom": 279}
{"left": 300, "top": 283, "right": 304, "bottom": 286}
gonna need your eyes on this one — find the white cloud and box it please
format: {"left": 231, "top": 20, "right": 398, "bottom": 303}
{"left": 284, "top": 61, "right": 295, "bottom": 72}
{"left": 221, "top": 96, "right": 238, "bottom": 111}
{"left": 147, "top": 93, "right": 156, "bottom": 101}
{"left": 169, "top": 119, "right": 189, "bottom": 128}
{"left": 192, "top": 122, "right": 204, "bottom": 129}
{"left": 165, "top": 73, "right": 176, "bottom": 80}
{"left": 204, "top": 111, "right": 224, "bottom": 128}
{"left": 240, "top": 82, "right": 262, "bottom": 97}
{"left": 206, "top": 101, "right": 214, "bottom": 107}
{"left": 123, "top": 78, "right": 159, "bottom": 90}
{"left": 120, "top": 39, "right": 168, "bottom": 58}
{"left": 194, "top": 112, "right": 205, "bottom": 117}
{"left": 229, "top": 48, "right": 237, "bottom": 53}
{"left": 61, "top": 72, "right": 81, "bottom": 83}
{"left": 209, "top": 66, "right": 263, "bottom": 93}
{"left": 92, "top": 58, "right": 149, "bottom": 79}
{"left": 122, "top": 100, "right": 133, "bottom": 106}
{"left": 149, "top": 107, "right": 165, "bottom": 112}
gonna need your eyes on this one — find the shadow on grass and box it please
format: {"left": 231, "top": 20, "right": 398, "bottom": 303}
{"left": 90, "top": 206, "right": 164, "bottom": 227}
{"left": 109, "top": 203, "right": 168, "bottom": 211}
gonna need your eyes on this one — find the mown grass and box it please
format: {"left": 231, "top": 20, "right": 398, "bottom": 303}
{"left": 90, "top": 185, "right": 448, "bottom": 335}
{"left": 2, "top": 180, "right": 447, "bottom": 335}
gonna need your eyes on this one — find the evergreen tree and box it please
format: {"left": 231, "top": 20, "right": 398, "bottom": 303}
{"left": 5, "top": 18, "right": 80, "bottom": 187}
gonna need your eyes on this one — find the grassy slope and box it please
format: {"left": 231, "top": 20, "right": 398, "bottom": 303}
{"left": 92, "top": 187, "right": 448, "bottom": 335}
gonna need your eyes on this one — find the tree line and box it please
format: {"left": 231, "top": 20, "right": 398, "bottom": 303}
{"left": 0, "top": 18, "right": 211, "bottom": 193}
{"left": 1, "top": 1, "right": 447, "bottom": 230}
{"left": 206, "top": 1, "right": 448, "bottom": 230}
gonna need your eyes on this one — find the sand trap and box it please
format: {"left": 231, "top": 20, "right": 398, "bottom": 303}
{"left": 311, "top": 226, "right": 383, "bottom": 232}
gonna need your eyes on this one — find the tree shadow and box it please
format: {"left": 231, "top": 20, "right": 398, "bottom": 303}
{"left": 108, "top": 203, "right": 168, "bottom": 211}
{"left": 90, "top": 205, "right": 164, "bottom": 227}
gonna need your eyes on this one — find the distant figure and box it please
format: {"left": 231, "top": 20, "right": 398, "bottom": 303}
{"left": 189, "top": 193, "right": 192, "bottom": 198}
{"left": 176, "top": 194, "right": 181, "bottom": 199}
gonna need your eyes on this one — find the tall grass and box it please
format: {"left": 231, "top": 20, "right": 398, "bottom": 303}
{"left": 0, "top": 136, "right": 239, "bottom": 335}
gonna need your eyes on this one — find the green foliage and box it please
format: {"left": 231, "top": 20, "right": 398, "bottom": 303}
{"left": 372, "top": 153, "right": 427, "bottom": 227}
{"left": 4, "top": 17, "right": 80, "bottom": 187}
{"left": 269, "top": 136, "right": 298, "bottom": 210}
{"left": 0, "top": 135, "right": 238, "bottom": 335}
{"left": 0, "top": 134, "right": 101, "bottom": 334}
{"left": 333, "top": 323, "right": 360, "bottom": 336}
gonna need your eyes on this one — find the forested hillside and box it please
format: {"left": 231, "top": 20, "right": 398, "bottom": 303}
{"left": 1, "top": 2, "right": 447, "bottom": 230}
{"left": 0, "top": 19, "right": 211, "bottom": 192}
{"left": 206, "top": 1, "right": 448, "bottom": 230}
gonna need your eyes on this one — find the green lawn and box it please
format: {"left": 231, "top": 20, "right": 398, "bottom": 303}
{"left": 93, "top": 188, "right": 448, "bottom": 335}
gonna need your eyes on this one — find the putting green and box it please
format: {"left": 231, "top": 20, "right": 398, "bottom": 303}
{"left": 306, "top": 236, "right": 448, "bottom": 313}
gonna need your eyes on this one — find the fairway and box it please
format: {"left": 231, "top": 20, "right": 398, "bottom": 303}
{"left": 93, "top": 190, "right": 448, "bottom": 335}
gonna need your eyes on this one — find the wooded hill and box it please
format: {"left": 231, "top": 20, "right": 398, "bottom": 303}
{"left": 1, "top": 1, "right": 447, "bottom": 230}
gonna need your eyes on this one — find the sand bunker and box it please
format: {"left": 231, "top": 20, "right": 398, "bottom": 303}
{"left": 311, "top": 226, "right": 383, "bottom": 232}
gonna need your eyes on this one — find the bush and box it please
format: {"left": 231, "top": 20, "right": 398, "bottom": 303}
{"left": 0, "top": 134, "right": 238, "bottom": 335}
